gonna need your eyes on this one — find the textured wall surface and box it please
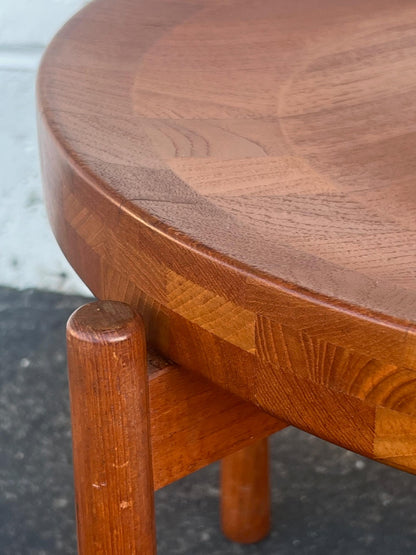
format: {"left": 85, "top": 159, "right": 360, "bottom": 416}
{"left": 0, "top": 0, "right": 90, "bottom": 294}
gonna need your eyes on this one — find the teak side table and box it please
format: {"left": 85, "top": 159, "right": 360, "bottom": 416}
{"left": 37, "top": 0, "right": 416, "bottom": 552}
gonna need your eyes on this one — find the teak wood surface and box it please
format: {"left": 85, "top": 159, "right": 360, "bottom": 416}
{"left": 67, "top": 302, "right": 156, "bottom": 553}
{"left": 221, "top": 438, "right": 271, "bottom": 544}
{"left": 67, "top": 301, "right": 282, "bottom": 552}
{"left": 38, "top": 0, "right": 416, "bottom": 473}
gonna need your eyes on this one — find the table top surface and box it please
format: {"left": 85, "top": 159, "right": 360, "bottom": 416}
{"left": 38, "top": 0, "right": 416, "bottom": 473}
{"left": 38, "top": 0, "right": 416, "bottom": 325}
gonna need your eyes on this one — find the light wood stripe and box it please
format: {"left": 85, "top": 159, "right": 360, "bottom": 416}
{"left": 166, "top": 270, "right": 256, "bottom": 352}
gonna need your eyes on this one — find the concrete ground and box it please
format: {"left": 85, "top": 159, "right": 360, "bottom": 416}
{"left": 1, "top": 286, "right": 416, "bottom": 555}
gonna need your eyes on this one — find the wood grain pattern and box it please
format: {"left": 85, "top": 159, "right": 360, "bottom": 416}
{"left": 166, "top": 269, "right": 256, "bottom": 352}
{"left": 374, "top": 408, "right": 416, "bottom": 471}
{"left": 38, "top": 0, "right": 416, "bottom": 474}
{"left": 147, "top": 350, "right": 286, "bottom": 490}
{"left": 38, "top": 0, "right": 416, "bottom": 321}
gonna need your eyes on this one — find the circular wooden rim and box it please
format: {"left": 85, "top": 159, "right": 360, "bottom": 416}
{"left": 37, "top": 0, "right": 416, "bottom": 473}
{"left": 37, "top": 0, "right": 416, "bottom": 331}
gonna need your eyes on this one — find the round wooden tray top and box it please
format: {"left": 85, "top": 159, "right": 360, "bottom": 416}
{"left": 38, "top": 0, "right": 416, "bottom": 471}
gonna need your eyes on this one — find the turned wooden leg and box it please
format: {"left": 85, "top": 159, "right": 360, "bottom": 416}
{"left": 66, "top": 301, "right": 156, "bottom": 554}
{"left": 221, "top": 437, "right": 271, "bottom": 544}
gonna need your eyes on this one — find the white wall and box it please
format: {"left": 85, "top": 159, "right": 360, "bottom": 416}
{"left": 0, "top": 0, "right": 91, "bottom": 294}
